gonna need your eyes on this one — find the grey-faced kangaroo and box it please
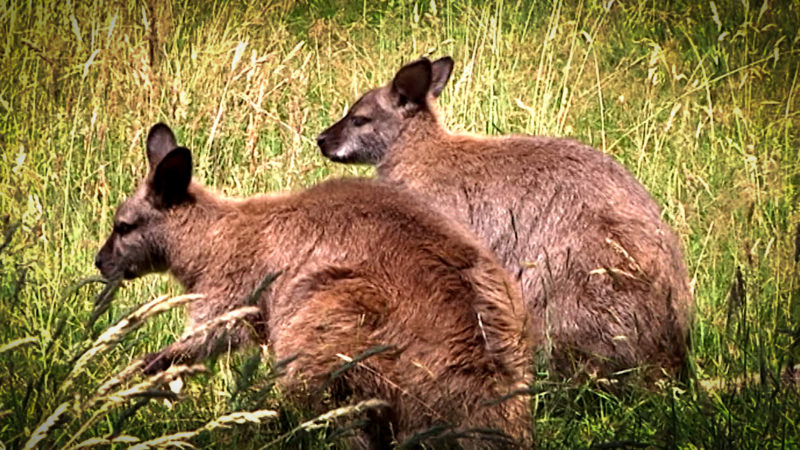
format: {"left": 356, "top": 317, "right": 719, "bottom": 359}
{"left": 317, "top": 57, "right": 693, "bottom": 381}
{"left": 95, "top": 123, "right": 532, "bottom": 448}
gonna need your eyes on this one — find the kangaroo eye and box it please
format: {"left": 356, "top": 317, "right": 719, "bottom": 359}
{"left": 114, "top": 221, "right": 136, "bottom": 235}
{"left": 351, "top": 116, "right": 371, "bottom": 127}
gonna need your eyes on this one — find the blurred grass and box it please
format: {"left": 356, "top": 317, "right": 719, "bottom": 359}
{"left": 1, "top": 0, "right": 798, "bottom": 448}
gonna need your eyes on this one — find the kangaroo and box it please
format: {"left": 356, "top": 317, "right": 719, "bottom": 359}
{"left": 317, "top": 57, "right": 693, "bottom": 381}
{"left": 95, "top": 123, "right": 533, "bottom": 449}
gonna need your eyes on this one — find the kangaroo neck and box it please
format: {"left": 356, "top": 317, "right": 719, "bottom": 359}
{"left": 379, "top": 110, "right": 447, "bottom": 174}
{"left": 163, "top": 185, "right": 241, "bottom": 291}
{"left": 164, "top": 186, "right": 307, "bottom": 296}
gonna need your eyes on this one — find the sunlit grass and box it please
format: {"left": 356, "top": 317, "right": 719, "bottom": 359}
{"left": 1, "top": 0, "right": 798, "bottom": 448}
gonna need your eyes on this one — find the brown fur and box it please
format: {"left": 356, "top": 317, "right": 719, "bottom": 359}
{"left": 317, "top": 57, "right": 694, "bottom": 380}
{"left": 95, "top": 123, "right": 533, "bottom": 448}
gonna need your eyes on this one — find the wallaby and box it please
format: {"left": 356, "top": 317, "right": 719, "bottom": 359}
{"left": 317, "top": 57, "right": 693, "bottom": 381}
{"left": 95, "top": 123, "right": 533, "bottom": 448}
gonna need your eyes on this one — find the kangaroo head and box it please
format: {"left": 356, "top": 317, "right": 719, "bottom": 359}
{"left": 95, "top": 123, "right": 193, "bottom": 280}
{"left": 317, "top": 56, "right": 454, "bottom": 164}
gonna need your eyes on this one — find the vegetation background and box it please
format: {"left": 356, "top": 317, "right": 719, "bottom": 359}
{"left": 1, "top": 0, "right": 798, "bottom": 448}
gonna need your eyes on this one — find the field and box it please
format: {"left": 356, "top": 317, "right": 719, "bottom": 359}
{"left": 1, "top": 0, "right": 798, "bottom": 448}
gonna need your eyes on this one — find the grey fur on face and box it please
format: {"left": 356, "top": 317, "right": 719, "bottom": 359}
{"left": 94, "top": 197, "right": 169, "bottom": 280}
{"left": 316, "top": 57, "right": 453, "bottom": 164}
{"left": 95, "top": 124, "right": 190, "bottom": 280}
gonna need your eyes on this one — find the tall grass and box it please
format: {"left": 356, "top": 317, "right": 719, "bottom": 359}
{"left": 1, "top": 0, "right": 798, "bottom": 448}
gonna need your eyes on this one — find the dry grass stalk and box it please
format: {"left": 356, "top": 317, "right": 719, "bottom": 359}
{"left": 23, "top": 401, "right": 69, "bottom": 450}
{"left": 62, "top": 304, "right": 261, "bottom": 446}
{"left": 0, "top": 336, "right": 37, "bottom": 354}
{"left": 61, "top": 294, "right": 204, "bottom": 394}
{"left": 178, "top": 305, "right": 260, "bottom": 341}
{"left": 62, "top": 364, "right": 209, "bottom": 448}
{"left": 261, "top": 399, "right": 390, "bottom": 449}
{"left": 72, "top": 434, "right": 141, "bottom": 449}
{"left": 129, "top": 409, "right": 278, "bottom": 450}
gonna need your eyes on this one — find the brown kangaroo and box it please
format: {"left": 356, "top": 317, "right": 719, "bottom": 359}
{"left": 317, "top": 57, "right": 693, "bottom": 381}
{"left": 95, "top": 123, "right": 533, "bottom": 448}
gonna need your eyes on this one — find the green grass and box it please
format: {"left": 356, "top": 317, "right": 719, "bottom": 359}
{"left": 1, "top": 0, "right": 798, "bottom": 448}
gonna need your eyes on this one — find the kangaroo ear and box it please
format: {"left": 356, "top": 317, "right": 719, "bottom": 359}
{"left": 430, "top": 57, "right": 454, "bottom": 98}
{"left": 391, "top": 58, "right": 432, "bottom": 106}
{"left": 146, "top": 123, "right": 177, "bottom": 170}
{"left": 149, "top": 147, "right": 192, "bottom": 208}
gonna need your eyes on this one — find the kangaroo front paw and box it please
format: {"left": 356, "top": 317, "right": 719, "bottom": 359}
{"left": 142, "top": 350, "right": 176, "bottom": 375}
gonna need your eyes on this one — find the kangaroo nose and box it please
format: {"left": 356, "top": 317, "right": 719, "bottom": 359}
{"left": 94, "top": 253, "right": 102, "bottom": 270}
{"left": 316, "top": 134, "right": 326, "bottom": 149}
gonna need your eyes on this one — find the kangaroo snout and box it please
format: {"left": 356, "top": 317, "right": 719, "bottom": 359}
{"left": 94, "top": 240, "right": 111, "bottom": 273}
{"left": 315, "top": 132, "right": 327, "bottom": 150}
{"left": 316, "top": 128, "right": 350, "bottom": 163}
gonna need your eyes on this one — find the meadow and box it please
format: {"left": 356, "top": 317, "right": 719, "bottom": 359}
{"left": 1, "top": 0, "right": 798, "bottom": 448}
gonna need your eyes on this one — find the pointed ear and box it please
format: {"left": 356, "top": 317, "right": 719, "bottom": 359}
{"left": 149, "top": 147, "right": 192, "bottom": 208}
{"left": 391, "top": 58, "right": 432, "bottom": 106}
{"left": 146, "top": 123, "right": 177, "bottom": 170}
{"left": 430, "top": 57, "right": 454, "bottom": 98}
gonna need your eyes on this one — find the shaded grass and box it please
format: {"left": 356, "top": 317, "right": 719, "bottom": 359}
{"left": 1, "top": 0, "right": 798, "bottom": 448}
